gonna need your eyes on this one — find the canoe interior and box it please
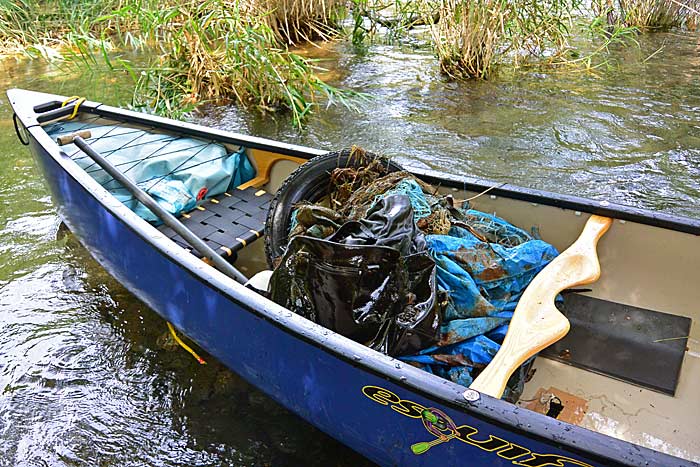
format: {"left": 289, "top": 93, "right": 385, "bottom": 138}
{"left": 47, "top": 111, "right": 700, "bottom": 463}
{"left": 260, "top": 120, "right": 700, "bottom": 463}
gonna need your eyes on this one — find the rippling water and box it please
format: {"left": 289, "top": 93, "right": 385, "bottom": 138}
{"left": 1, "top": 30, "right": 699, "bottom": 466}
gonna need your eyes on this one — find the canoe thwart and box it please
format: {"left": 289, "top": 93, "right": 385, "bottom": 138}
{"left": 469, "top": 215, "right": 613, "bottom": 399}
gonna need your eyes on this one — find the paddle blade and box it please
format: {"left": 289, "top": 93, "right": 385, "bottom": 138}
{"left": 411, "top": 442, "right": 433, "bottom": 455}
{"left": 469, "top": 215, "right": 613, "bottom": 399}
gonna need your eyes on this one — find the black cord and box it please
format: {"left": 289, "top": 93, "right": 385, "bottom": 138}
{"left": 13, "top": 114, "right": 30, "bottom": 146}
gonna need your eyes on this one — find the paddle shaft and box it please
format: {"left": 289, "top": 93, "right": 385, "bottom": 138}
{"left": 64, "top": 135, "right": 248, "bottom": 285}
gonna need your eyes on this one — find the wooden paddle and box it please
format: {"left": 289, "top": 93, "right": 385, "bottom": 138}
{"left": 469, "top": 215, "right": 613, "bottom": 399}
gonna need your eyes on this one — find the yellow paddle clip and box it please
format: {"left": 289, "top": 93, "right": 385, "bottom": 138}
{"left": 61, "top": 96, "right": 86, "bottom": 120}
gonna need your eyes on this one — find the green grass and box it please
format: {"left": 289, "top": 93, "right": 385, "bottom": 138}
{"left": 0, "top": 0, "right": 358, "bottom": 127}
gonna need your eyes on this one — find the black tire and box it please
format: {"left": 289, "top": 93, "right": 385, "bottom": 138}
{"left": 264, "top": 148, "right": 404, "bottom": 268}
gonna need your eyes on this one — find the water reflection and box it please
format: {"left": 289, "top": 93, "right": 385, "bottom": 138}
{"left": 203, "top": 32, "right": 700, "bottom": 217}
{"left": 0, "top": 230, "right": 374, "bottom": 466}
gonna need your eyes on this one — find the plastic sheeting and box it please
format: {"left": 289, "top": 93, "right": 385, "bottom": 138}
{"left": 270, "top": 194, "right": 442, "bottom": 356}
{"left": 45, "top": 122, "right": 255, "bottom": 222}
{"left": 400, "top": 212, "right": 559, "bottom": 399}
{"left": 271, "top": 160, "right": 559, "bottom": 400}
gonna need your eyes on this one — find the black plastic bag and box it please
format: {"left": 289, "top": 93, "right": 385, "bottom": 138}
{"left": 269, "top": 195, "right": 441, "bottom": 356}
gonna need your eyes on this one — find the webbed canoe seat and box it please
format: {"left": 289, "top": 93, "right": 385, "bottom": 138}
{"left": 156, "top": 186, "right": 273, "bottom": 261}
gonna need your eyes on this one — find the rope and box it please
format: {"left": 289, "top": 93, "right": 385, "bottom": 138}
{"left": 61, "top": 96, "right": 85, "bottom": 120}
{"left": 166, "top": 322, "right": 206, "bottom": 365}
{"left": 378, "top": 179, "right": 432, "bottom": 221}
{"left": 12, "top": 113, "right": 30, "bottom": 146}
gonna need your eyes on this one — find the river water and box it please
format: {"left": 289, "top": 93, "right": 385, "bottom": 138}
{"left": 0, "top": 31, "right": 698, "bottom": 466}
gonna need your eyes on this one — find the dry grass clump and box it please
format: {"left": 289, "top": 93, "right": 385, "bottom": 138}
{"left": 427, "top": 0, "right": 578, "bottom": 79}
{"left": 617, "top": 0, "right": 700, "bottom": 29}
{"left": 429, "top": 0, "right": 505, "bottom": 79}
{"left": 252, "top": 0, "right": 345, "bottom": 44}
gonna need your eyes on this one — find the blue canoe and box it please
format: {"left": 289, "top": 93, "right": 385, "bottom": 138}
{"left": 9, "top": 89, "right": 700, "bottom": 467}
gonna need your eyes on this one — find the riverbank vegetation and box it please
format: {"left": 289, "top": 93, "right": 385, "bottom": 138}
{"left": 0, "top": 0, "right": 353, "bottom": 126}
{"left": 601, "top": 0, "right": 700, "bottom": 29}
{"left": 1, "top": 0, "right": 698, "bottom": 125}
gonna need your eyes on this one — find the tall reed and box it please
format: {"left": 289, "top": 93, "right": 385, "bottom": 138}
{"left": 428, "top": 0, "right": 504, "bottom": 79}
{"left": 427, "top": 0, "right": 580, "bottom": 79}
{"left": 0, "top": 0, "right": 357, "bottom": 127}
{"left": 252, "top": 0, "right": 344, "bottom": 44}
{"left": 617, "top": 0, "right": 700, "bottom": 29}
{"left": 97, "top": 0, "right": 359, "bottom": 126}
{"left": 0, "top": 1, "right": 34, "bottom": 53}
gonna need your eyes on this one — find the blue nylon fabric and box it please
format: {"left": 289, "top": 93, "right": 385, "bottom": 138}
{"left": 46, "top": 122, "right": 255, "bottom": 222}
{"left": 399, "top": 208, "right": 559, "bottom": 393}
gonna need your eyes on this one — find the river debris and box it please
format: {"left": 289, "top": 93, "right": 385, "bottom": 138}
{"left": 270, "top": 147, "right": 560, "bottom": 401}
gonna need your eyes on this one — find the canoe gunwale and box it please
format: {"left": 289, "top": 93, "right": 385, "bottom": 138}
{"left": 20, "top": 88, "right": 700, "bottom": 236}
{"left": 412, "top": 170, "right": 700, "bottom": 236}
{"left": 8, "top": 88, "right": 697, "bottom": 467}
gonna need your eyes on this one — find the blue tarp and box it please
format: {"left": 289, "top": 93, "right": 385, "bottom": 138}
{"left": 392, "top": 186, "right": 559, "bottom": 397}
{"left": 46, "top": 121, "right": 255, "bottom": 222}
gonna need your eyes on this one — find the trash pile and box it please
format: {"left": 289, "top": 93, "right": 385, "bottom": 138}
{"left": 269, "top": 148, "right": 559, "bottom": 401}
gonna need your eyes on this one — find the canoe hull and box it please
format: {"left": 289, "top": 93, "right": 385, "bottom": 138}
{"left": 12, "top": 88, "right": 693, "bottom": 467}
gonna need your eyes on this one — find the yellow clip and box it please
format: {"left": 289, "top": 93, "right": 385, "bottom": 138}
{"left": 235, "top": 237, "right": 247, "bottom": 247}
{"left": 61, "top": 96, "right": 80, "bottom": 107}
{"left": 61, "top": 96, "right": 85, "bottom": 120}
{"left": 210, "top": 198, "right": 220, "bottom": 204}
{"left": 255, "top": 189, "right": 266, "bottom": 197}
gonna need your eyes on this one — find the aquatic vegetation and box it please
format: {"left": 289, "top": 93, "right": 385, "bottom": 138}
{"left": 145, "top": 2, "right": 361, "bottom": 125}
{"left": 1, "top": 0, "right": 698, "bottom": 122}
{"left": 347, "top": 0, "right": 434, "bottom": 46}
{"left": 253, "top": 0, "right": 345, "bottom": 44}
{"left": 425, "top": 0, "right": 600, "bottom": 79}
{"left": 0, "top": 0, "right": 356, "bottom": 127}
{"left": 0, "top": 1, "right": 33, "bottom": 54}
{"left": 615, "top": 0, "right": 700, "bottom": 29}
{"left": 427, "top": 0, "right": 506, "bottom": 79}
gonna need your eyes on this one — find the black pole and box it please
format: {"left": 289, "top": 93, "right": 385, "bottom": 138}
{"left": 63, "top": 134, "right": 249, "bottom": 285}
{"left": 37, "top": 106, "right": 77, "bottom": 123}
